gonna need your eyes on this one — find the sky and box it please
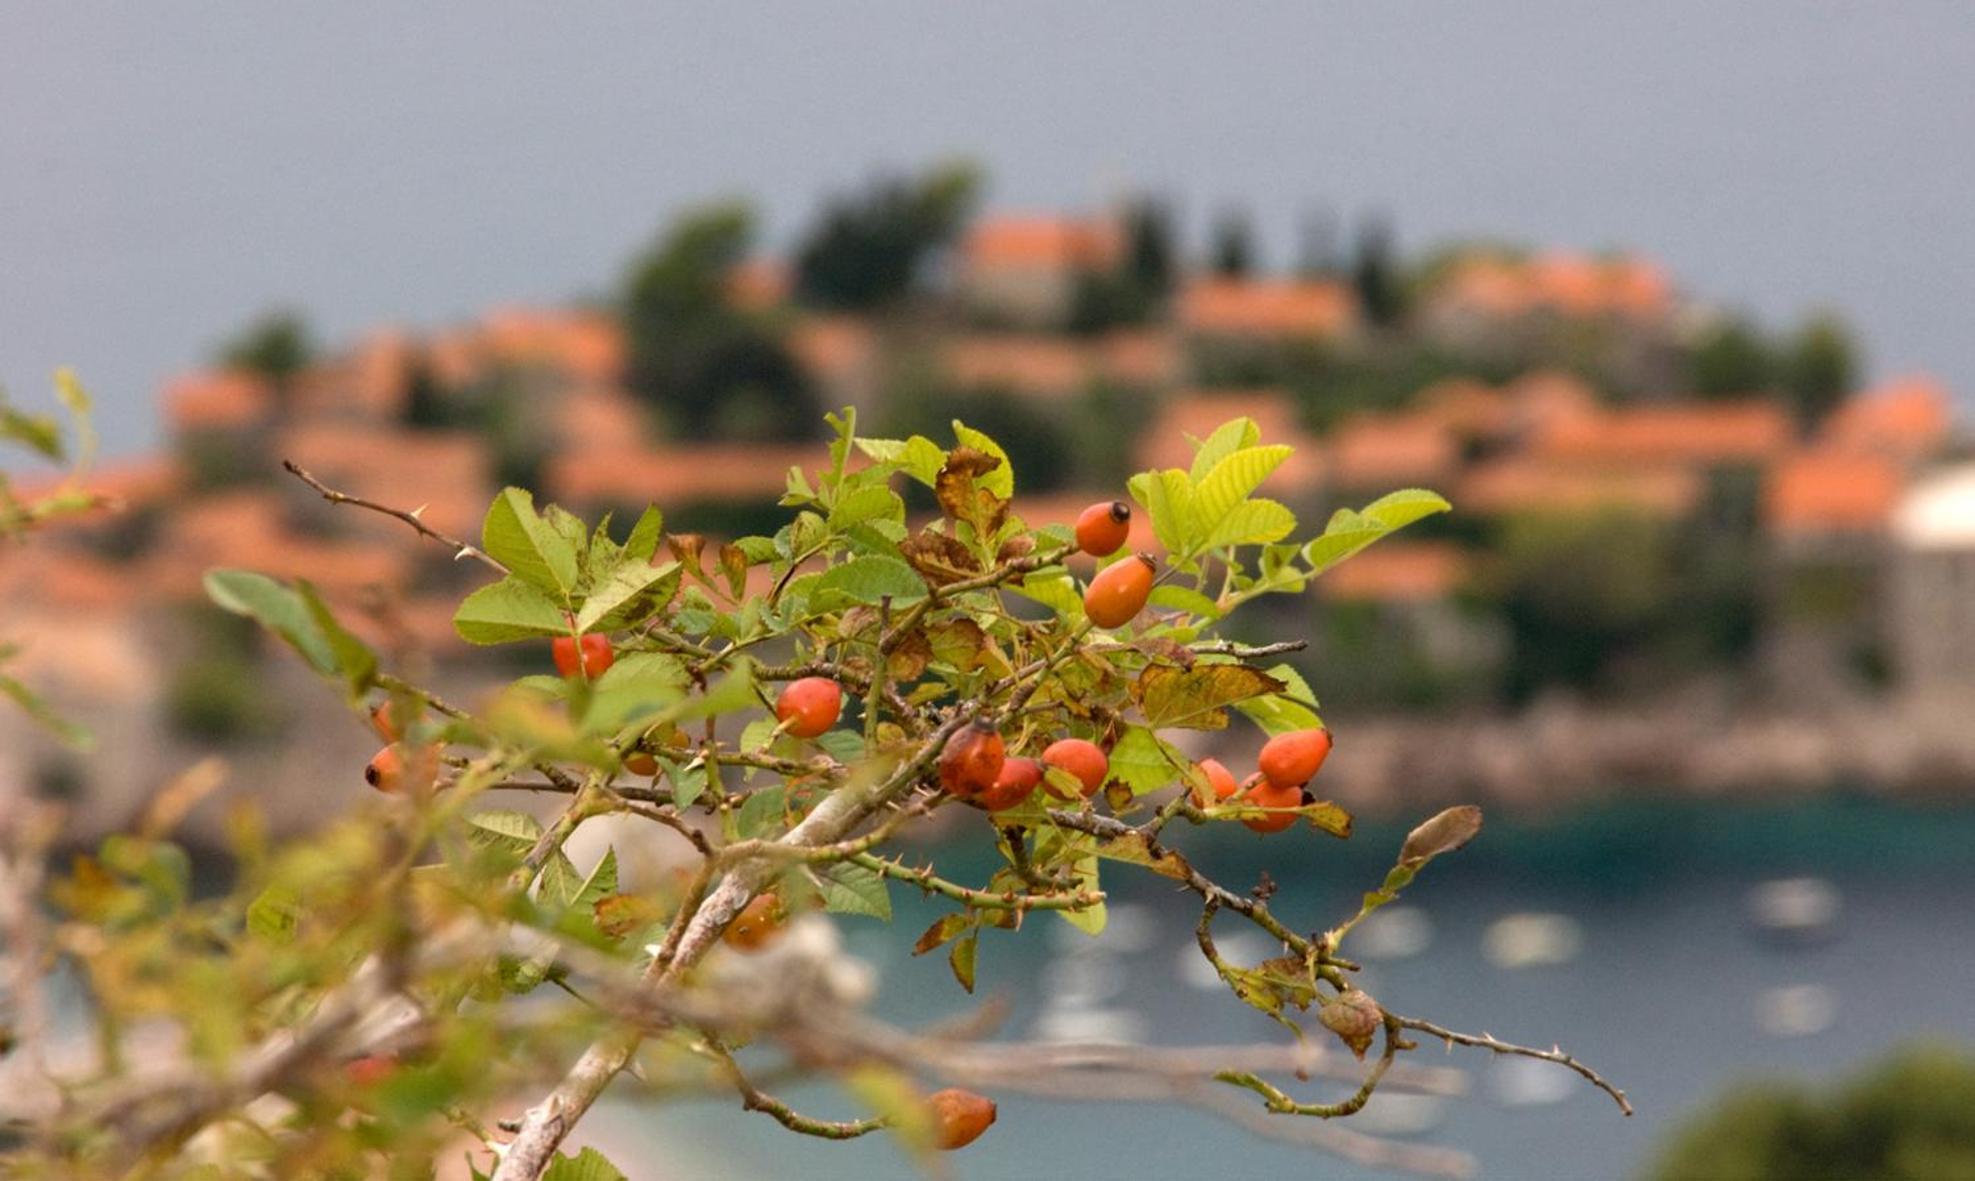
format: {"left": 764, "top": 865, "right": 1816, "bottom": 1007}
{"left": 4, "top": 2, "right": 1973, "bottom": 455}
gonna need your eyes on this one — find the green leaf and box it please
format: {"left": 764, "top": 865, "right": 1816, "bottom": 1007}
{"left": 623, "top": 505, "right": 664, "bottom": 563}
{"left": 734, "top": 785, "right": 786, "bottom": 840}
{"left": 1191, "top": 445, "right": 1290, "bottom": 539}
{"left": 542, "top": 1148, "right": 629, "bottom": 1181}
{"left": 828, "top": 485, "right": 904, "bottom": 530}
{"left": 0, "top": 399, "right": 62, "bottom": 460}
{"left": 1136, "top": 663, "right": 1286, "bottom": 730}
{"left": 914, "top": 913, "right": 970, "bottom": 955}
{"left": 465, "top": 810, "right": 542, "bottom": 859}
{"left": 1009, "top": 569, "right": 1083, "bottom": 619}
{"left": 245, "top": 883, "right": 301, "bottom": 942}
{"left": 948, "top": 930, "right": 979, "bottom": 993}
{"left": 1305, "top": 490, "right": 1451, "bottom": 574}
{"left": 1107, "top": 725, "right": 1184, "bottom": 795}
{"left": 482, "top": 488, "right": 579, "bottom": 599}
{"left": 810, "top": 555, "right": 928, "bottom": 609}
{"left": 1055, "top": 854, "right": 1106, "bottom": 935}
{"left": 1127, "top": 468, "right": 1195, "bottom": 555}
{"left": 664, "top": 757, "right": 709, "bottom": 809}
{"left": 204, "top": 570, "right": 336, "bottom": 674}
{"left": 575, "top": 558, "right": 679, "bottom": 632}
{"left": 295, "top": 580, "right": 376, "bottom": 701}
{"left": 0, "top": 670, "right": 93, "bottom": 750}
{"left": 816, "top": 861, "right": 892, "bottom": 921}
{"left": 1188, "top": 416, "right": 1262, "bottom": 484}
{"left": 1148, "top": 584, "right": 1223, "bottom": 620}
{"left": 453, "top": 577, "right": 570, "bottom": 645}
{"left": 1203, "top": 498, "right": 1297, "bottom": 549}
{"left": 1233, "top": 663, "right": 1324, "bottom": 735}
{"left": 584, "top": 653, "right": 689, "bottom": 731}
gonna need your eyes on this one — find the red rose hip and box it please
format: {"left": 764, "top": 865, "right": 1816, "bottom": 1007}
{"left": 1041, "top": 737, "right": 1109, "bottom": 798}
{"left": 552, "top": 633, "right": 614, "bottom": 679}
{"left": 926, "top": 1087, "right": 998, "bottom": 1150}
{"left": 1258, "top": 727, "right": 1333, "bottom": 789}
{"left": 1242, "top": 778, "right": 1302, "bottom": 834}
{"left": 976, "top": 756, "right": 1042, "bottom": 811}
{"left": 1073, "top": 500, "right": 1132, "bottom": 557}
{"left": 1083, "top": 553, "right": 1155, "bottom": 629}
{"left": 775, "top": 676, "right": 843, "bottom": 738}
{"left": 938, "top": 721, "right": 1005, "bottom": 798}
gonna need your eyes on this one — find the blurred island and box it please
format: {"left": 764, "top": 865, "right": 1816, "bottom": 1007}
{"left": 7, "top": 162, "right": 1974, "bottom": 833}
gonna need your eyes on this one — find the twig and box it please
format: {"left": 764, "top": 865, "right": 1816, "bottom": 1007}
{"left": 284, "top": 460, "right": 505, "bottom": 574}
{"left": 848, "top": 852, "right": 1102, "bottom": 912}
{"left": 1391, "top": 1015, "right": 1633, "bottom": 1116}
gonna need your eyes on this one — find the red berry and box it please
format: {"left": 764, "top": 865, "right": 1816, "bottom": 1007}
{"left": 723, "top": 892, "right": 785, "bottom": 952}
{"left": 623, "top": 751, "right": 658, "bottom": 777}
{"left": 552, "top": 633, "right": 614, "bottom": 679}
{"left": 1193, "top": 757, "right": 1239, "bottom": 807}
{"left": 938, "top": 722, "right": 1005, "bottom": 798}
{"left": 365, "top": 743, "right": 438, "bottom": 794}
{"left": 1083, "top": 553, "right": 1155, "bottom": 629}
{"left": 976, "top": 756, "right": 1042, "bottom": 811}
{"left": 926, "top": 1087, "right": 998, "bottom": 1151}
{"left": 343, "top": 1053, "right": 398, "bottom": 1088}
{"left": 1257, "top": 727, "right": 1333, "bottom": 790}
{"left": 775, "top": 676, "right": 843, "bottom": 738}
{"left": 1073, "top": 500, "right": 1132, "bottom": 557}
{"left": 1242, "top": 778, "right": 1303, "bottom": 834}
{"left": 368, "top": 701, "right": 399, "bottom": 743}
{"left": 1041, "top": 738, "right": 1109, "bottom": 799}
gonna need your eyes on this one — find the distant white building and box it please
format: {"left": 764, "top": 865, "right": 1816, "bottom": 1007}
{"left": 1890, "top": 463, "right": 1975, "bottom": 687}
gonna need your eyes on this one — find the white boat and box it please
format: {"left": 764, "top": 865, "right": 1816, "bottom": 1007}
{"left": 1482, "top": 913, "right": 1583, "bottom": 969}
{"left": 1745, "top": 877, "right": 1842, "bottom": 941}
{"left": 1350, "top": 905, "right": 1434, "bottom": 961}
{"left": 1755, "top": 983, "right": 1838, "bottom": 1037}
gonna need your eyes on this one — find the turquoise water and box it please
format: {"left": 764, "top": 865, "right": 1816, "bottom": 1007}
{"left": 589, "top": 796, "right": 1975, "bottom": 1179}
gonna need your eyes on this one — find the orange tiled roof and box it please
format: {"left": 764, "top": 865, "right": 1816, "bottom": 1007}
{"left": 1097, "top": 330, "right": 1183, "bottom": 388}
{"left": 726, "top": 259, "right": 793, "bottom": 312}
{"left": 481, "top": 307, "right": 624, "bottom": 386}
{"left": 1821, "top": 376, "right": 1954, "bottom": 461}
{"left": 962, "top": 216, "right": 1122, "bottom": 272}
{"left": 1458, "top": 458, "right": 1703, "bottom": 518}
{"left": 1327, "top": 412, "right": 1460, "bottom": 491}
{"left": 1319, "top": 542, "right": 1470, "bottom": 602}
{"left": 1434, "top": 251, "right": 1671, "bottom": 319}
{"left": 1418, "top": 379, "right": 1515, "bottom": 438}
{"left": 1177, "top": 279, "right": 1358, "bottom": 340}
{"left": 1135, "top": 390, "right": 1325, "bottom": 496}
{"left": 149, "top": 491, "right": 407, "bottom": 597}
{"left": 9, "top": 458, "right": 183, "bottom": 513}
{"left": 164, "top": 370, "right": 271, "bottom": 433}
{"left": 277, "top": 422, "right": 491, "bottom": 538}
{"left": 787, "top": 315, "right": 878, "bottom": 384}
{"left": 1531, "top": 400, "right": 1794, "bottom": 467}
{"left": 545, "top": 442, "right": 817, "bottom": 507}
{"left": 560, "top": 389, "right": 649, "bottom": 452}
{"left": 941, "top": 336, "right": 1092, "bottom": 396}
{"left": 1764, "top": 449, "right": 1904, "bottom": 536}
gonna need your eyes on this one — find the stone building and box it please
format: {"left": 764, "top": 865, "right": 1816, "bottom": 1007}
{"left": 1889, "top": 463, "right": 1975, "bottom": 688}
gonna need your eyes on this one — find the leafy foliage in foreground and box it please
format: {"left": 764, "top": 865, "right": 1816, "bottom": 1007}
{"left": 1, "top": 407, "right": 1630, "bottom": 1180}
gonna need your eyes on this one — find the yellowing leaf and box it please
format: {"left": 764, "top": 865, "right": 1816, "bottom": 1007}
{"left": 1135, "top": 663, "right": 1286, "bottom": 730}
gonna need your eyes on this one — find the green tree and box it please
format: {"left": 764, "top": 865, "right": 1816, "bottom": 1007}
{"left": 1493, "top": 508, "right": 1677, "bottom": 697}
{"left": 1352, "top": 216, "right": 1405, "bottom": 327}
{"left": 1296, "top": 205, "right": 1341, "bottom": 279}
{"left": 1120, "top": 195, "right": 1177, "bottom": 309}
{"left": 1689, "top": 316, "right": 1775, "bottom": 399}
{"left": 623, "top": 202, "right": 817, "bottom": 441}
{"left": 793, "top": 161, "right": 980, "bottom": 309}
{"left": 218, "top": 310, "right": 314, "bottom": 386}
{"left": 1781, "top": 311, "right": 1858, "bottom": 427}
{"left": 1211, "top": 208, "right": 1256, "bottom": 277}
{"left": 1649, "top": 1045, "right": 1975, "bottom": 1181}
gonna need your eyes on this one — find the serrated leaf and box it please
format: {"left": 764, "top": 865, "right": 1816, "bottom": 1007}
{"left": 816, "top": 861, "right": 892, "bottom": 921}
{"left": 934, "top": 447, "right": 1009, "bottom": 542}
{"left": 1093, "top": 832, "right": 1193, "bottom": 882}
{"left": 1305, "top": 490, "right": 1451, "bottom": 575}
{"left": 1204, "top": 498, "right": 1296, "bottom": 549}
{"left": 465, "top": 810, "right": 542, "bottom": 859}
{"left": 897, "top": 528, "right": 983, "bottom": 587}
{"left": 811, "top": 555, "right": 928, "bottom": 609}
{"left": 829, "top": 485, "right": 903, "bottom": 530}
{"left": 452, "top": 577, "right": 570, "bottom": 645}
{"left": 734, "top": 785, "right": 786, "bottom": 840}
{"left": 948, "top": 929, "right": 979, "bottom": 992}
{"left": 1192, "top": 444, "right": 1290, "bottom": 537}
{"left": 574, "top": 559, "right": 679, "bottom": 632}
{"left": 542, "top": 1148, "right": 628, "bottom": 1181}
{"left": 1055, "top": 854, "right": 1106, "bottom": 935}
{"left": 1189, "top": 416, "right": 1262, "bottom": 484}
{"left": 482, "top": 488, "right": 578, "bottom": 599}
{"left": 1148, "top": 584, "right": 1223, "bottom": 620}
{"left": 1135, "top": 663, "right": 1286, "bottom": 730}
{"left": 1363, "top": 488, "right": 1453, "bottom": 530}
{"left": 1128, "top": 468, "right": 1195, "bottom": 556}
{"left": 623, "top": 504, "right": 664, "bottom": 563}
{"left": 1009, "top": 568, "right": 1083, "bottom": 619}
{"left": 1107, "top": 724, "right": 1183, "bottom": 795}
{"left": 204, "top": 570, "right": 336, "bottom": 674}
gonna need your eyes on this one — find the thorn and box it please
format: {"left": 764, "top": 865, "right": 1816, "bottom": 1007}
{"left": 409, "top": 503, "right": 428, "bottom": 519}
